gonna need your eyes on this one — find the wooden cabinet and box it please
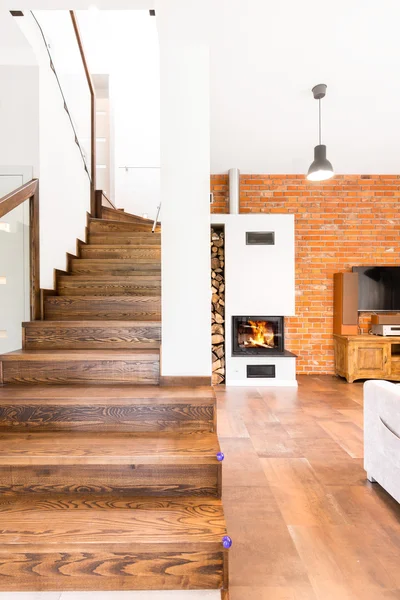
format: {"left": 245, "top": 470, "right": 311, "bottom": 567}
{"left": 334, "top": 334, "right": 399, "bottom": 383}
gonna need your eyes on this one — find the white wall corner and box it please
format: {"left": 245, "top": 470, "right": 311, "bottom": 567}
{"left": 158, "top": 0, "right": 212, "bottom": 377}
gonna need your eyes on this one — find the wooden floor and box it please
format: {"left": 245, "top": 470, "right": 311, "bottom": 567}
{"left": 217, "top": 375, "right": 400, "bottom": 600}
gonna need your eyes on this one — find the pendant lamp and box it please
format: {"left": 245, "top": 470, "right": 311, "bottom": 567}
{"left": 307, "top": 84, "right": 334, "bottom": 181}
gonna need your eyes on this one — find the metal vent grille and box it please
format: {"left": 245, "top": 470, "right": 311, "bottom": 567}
{"left": 246, "top": 365, "right": 276, "bottom": 378}
{"left": 246, "top": 231, "right": 275, "bottom": 245}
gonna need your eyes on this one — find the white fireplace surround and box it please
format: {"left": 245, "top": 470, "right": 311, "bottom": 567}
{"left": 211, "top": 213, "right": 296, "bottom": 386}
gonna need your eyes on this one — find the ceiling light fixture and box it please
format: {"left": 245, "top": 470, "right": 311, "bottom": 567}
{"left": 306, "top": 83, "right": 334, "bottom": 182}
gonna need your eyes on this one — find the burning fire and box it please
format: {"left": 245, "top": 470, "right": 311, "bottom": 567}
{"left": 245, "top": 320, "right": 275, "bottom": 348}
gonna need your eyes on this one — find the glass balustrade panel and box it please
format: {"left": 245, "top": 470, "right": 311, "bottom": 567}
{"left": 0, "top": 200, "right": 30, "bottom": 354}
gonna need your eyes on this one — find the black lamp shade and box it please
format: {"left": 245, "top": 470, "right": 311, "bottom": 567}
{"left": 307, "top": 145, "right": 334, "bottom": 181}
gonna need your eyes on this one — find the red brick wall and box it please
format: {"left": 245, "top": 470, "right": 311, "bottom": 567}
{"left": 210, "top": 174, "right": 400, "bottom": 374}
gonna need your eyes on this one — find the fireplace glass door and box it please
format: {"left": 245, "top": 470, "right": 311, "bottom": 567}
{"left": 232, "top": 316, "right": 284, "bottom": 355}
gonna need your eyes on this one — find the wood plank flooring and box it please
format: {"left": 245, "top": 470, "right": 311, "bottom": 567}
{"left": 217, "top": 375, "right": 400, "bottom": 600}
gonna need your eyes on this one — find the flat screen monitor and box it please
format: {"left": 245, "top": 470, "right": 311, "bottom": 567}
{"left": 353, "top": 266, "right": 400, "bottom": 311}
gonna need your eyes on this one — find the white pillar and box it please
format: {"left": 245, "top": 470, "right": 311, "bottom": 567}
{"left": 157, "top": 0, "right": 211, "bottom": 378}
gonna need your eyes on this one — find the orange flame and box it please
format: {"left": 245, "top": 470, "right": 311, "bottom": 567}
{"left": 247, "top": 320, "right": 274, "bottom": 348}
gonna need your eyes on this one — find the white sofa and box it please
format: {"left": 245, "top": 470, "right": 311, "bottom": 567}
{"left": 364, "top": 380, "right": 400, "bottom": 503}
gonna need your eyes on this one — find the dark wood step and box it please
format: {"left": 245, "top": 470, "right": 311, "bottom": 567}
{"left": 0, "top": 495, "right": 227, "bottom": 591}
{"left": 22, "top": 321, "right": 161, "bottom": 350}
{"left": 90, "top": 218, "right": 154, "bottom": 233}
{"left": 0, "top": 385, "right": 216, "bottom": 432}
{"left": 44, "top": 296, "right": 161, "bottom": 321}
{"left": 70, "top": 259, "right": 161, "bottom": 275}
{"left": 0, "top": 431, "right": 221, "bottom": 496}
{"left": 58, "top": 275, "right": 161, "bottom": 296}
{"left": 89, "top": 232, "right": 161, "bottom": 245}
{"left": 0, "top": 349, "right": 160, "bottom": 385}
{"left": 80, "top": 244, "right": 161, "bottom": 260}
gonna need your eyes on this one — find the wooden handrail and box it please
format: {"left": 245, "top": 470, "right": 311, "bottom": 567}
{"left": 70, "top": 11, "right": 96, "bottom": 217}
{"left": 0, "top": 179, "right": 38, "bottom": 219}
{"left": 0, "top": 179, "right": 40, "bottom": 321}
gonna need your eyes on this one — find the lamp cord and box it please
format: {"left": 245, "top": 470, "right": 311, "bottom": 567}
{"left": 319, "top": 98, "right": 322, "bottom": 145}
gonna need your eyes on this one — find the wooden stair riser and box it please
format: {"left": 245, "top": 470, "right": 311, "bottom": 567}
{"left": 0, "top": 547, "right": 224, "bottom": 591}
{"left": 102, "top": 206, "right": 160, "bottom": 227}
{"left": 88, "top": 217, "right": 159, "bottom": 233}
{"left": 23, "top": 322, "right": 161, "bottom": 350}
{"left": 70, "top": 259, "right": 161, "bottom": 275}
{"left": 1, "top": 355, "right": 160, "bottom": 385}
{"left": 0, "top": 386, "right": 216, "bottom": 432}
{"left": 90, "top": 219, "right": 156, "bottom": 234}
{"left": 0, "top": 402, "right": 215, "bottom": 433}
{"left": 80, "top": 245, "right": 161, "bottom": 260}
{"left": 44, "top": 296, "right": 161, "bottom": 321}
{"left": 0, "top": 464, "right": 221, "bottom": 496}
{"left": 89, "top": 232, "right": 161, "bottom": 245}
{"left": 58, "top": 276, "right": 161, "bottom": 297}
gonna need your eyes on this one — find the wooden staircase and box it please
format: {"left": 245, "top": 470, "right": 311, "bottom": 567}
{"left": 0, "top": 208, "right": 229, "bottom": 595}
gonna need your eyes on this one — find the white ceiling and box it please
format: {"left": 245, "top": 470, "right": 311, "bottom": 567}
{"left": 4, "top": 0, "right": 152, "bottom": 7}
{"left": 4, "top": 0, "right": 400, "bottom": 173}
{"left": 209, "top": 0, "right": 400, "bottom": 173}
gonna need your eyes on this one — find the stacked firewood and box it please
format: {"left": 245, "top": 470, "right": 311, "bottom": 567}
{"left": 211, "top": 227, "right": 225, "bottom": 385}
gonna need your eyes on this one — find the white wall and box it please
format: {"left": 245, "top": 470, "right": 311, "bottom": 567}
{"left": 211, "top": 214, "right": 296, "bottom": 386}
{"left": 0, "top": 8, "right": 37, "bottom": 66}
{"left": 209, "top": 0, "right": 400, "bottom": 174}
{"left": 157, "top": 0, "right": 212, "bottom": 378}
{"left": 77, "top": 10, "right": 160, "bottom": 218}
{"left": 17, "top": 12, "right": 90, "bottom": 289}
{"left": 216, "top": 214, "right": 295, "bottom": 316}
{"left": 0, "top": 11, "right": 39, "bottom": 173}
{"left": 0, "top": 66, "right": 39, "bottom": 173}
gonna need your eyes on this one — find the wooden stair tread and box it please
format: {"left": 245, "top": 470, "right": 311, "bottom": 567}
{"left": 0, "top": 384, "right": 215, "bottom": 402}
{"left": 0, "top": 496, "right": 225, "bottom": 545}
{"left": 88, "top": 233, "right": 161, "bottom": 245}
{"left": 73, "top": 258, "right": 160, "bottom": 264}
{"left": 1, "top": 349, "right": 160, "bottom": 361}
{"left": 82, "top": 244, "right": 161, "bottom": 249}
{"left": 61, "top": 274, "right": 161, "bottom": 280}
{"left": 0, "top": 431, "right": 220, "bottom": 464}
{"left": 80, "top": 247, "right": 161, "bottom": 260}
{"left": 57, "top": 279, "right": 161, "bottom": 298}
{"left": 89, "top": 232, "right": 161, "bottom": 238}
{"left": 22, "top": 320, "right": 162, "bottom": 328}
{"left": 72, "top": 258, "right": 161, "bottom": 265}
{"left": 71, "top": 260, "right": 161, "bottom": 273}
{"left": 90, "top": 217, "right": 156, "bottom": 227}
{"left": 45, "top": 295, "right": 161, "bottom": 304}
